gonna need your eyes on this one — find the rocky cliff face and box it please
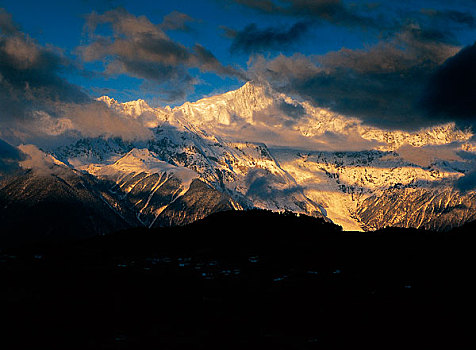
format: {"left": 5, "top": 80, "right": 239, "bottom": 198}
{"left": 356, "top": 188, "right": 476, "bottom": 231}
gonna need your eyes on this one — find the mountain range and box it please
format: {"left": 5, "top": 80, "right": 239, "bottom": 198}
{"left": 1, "top": 82, "right": 475, "bottom": 245}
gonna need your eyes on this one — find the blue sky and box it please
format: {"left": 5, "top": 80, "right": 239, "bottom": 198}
{"left": 1, "top": 0, "right": 475, "bottom": 130}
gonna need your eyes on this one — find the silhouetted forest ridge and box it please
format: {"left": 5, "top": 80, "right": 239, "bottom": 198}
{"left": 1, "top": 209, "right": 474, "bottom": 349}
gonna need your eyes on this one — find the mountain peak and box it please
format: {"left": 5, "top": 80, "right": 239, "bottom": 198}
{"left": 97, "top": 96, "right": 118, "bottom": 106}
{"left": 170, "top": 81, "right": 275, "bottom": 127}
{"left": 226, "top": 80, "right": 272, "bottom": 100}
{"left": 97, "top": 96, "right": 155, "bottom": 119}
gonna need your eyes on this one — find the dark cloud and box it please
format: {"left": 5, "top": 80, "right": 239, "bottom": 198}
{"left": 245, "top": 168, "right": 303, "bottom": 200}
{"left": 193, "top": 44, "right": 246, "bottom": 78}
{"left": 251, "top": 100, "right": 305, "bottom": 128}
{"left": 232, "top": 0, "right": 476, "bottom": 130}
{"left": 421, "top": 8, "right": 476, "bottom": 28}
{"left": 232, "top": 0, "right": 476, "bottom": 31}
{"left": 220, "top": 25, "right": 238, "bottom": 39}
{"left": 160, "top": 11, "right": 195, "bottom": 32}
{"left": 248, "top": 25, "right": 460, "bottom": 130}
{"left": 229, "top": 0, "right": 378, "bottom": 28}
{"left": 0, "top": 8, "right": 89, "bottom": 122}
{"left": 420, "top": 42, "right": 476, "bottom": 128}
{"left": 79, "top": 8, "right": 245, "bottom": 102}
{"left": 0, "top": 139, "right": 25, "bottom": 174}
{"left": 228, "top": 22, "right": 312, "bottom": 54}
{"left": 318, "top": 25, "right": 458, "bottom": 72}
{"left": 0, "top": 7, "right": 90, "bottom": 136}
{"left": 457, "top": 169, "right": 476, "bottom": 192}
{"left": 233, "top": 0, "right": 276, "bottom": 13}
{"left": 455, "top": 149, "right": 476, "bottom": 192}
{"left": 0, "top": 8, "right": 152, "bottom": 143}
{"left": 278, "top": 100, "right": 306, "bottom": 120}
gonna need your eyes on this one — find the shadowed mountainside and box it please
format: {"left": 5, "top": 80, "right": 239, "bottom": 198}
{"left": 1, "top": 210, "right": 474, "bottom": 349}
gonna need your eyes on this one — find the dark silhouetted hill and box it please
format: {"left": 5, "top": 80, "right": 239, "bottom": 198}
{"left": 0, "top": 210, "right": 474, "bottom": 349}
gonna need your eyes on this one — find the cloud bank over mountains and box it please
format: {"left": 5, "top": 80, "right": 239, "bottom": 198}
{"left": 1, "top": 1, "right": 476, "bottom": 149}
{"left": 246, "top": 24, "right": 466, "bottom": 130}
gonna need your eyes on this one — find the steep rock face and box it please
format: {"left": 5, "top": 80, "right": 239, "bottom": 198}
{"left": 273, "top": 148, "right": 473, "bottom": 231}
{"left": 110, "top": 171, "right": 186, "bottom": 227}
{"left": 356, "top": 188, "right": 476, "bottom": 231}
{"left": 87, "top": 148, "right": 207, "bottom": 227}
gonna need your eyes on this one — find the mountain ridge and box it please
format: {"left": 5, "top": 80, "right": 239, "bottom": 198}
{"left": 2, "top": 82, "right": 475, "bottom": 237}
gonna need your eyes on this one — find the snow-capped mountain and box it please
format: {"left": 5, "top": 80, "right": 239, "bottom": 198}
{"left": 55, "top": 82, "right": 476, "bottom": 230}
{"left": 3, "top": 81, "right": 475, "bottom": 237}
{"left": 77, "top": 81, "right": 476, "bottom": 231}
